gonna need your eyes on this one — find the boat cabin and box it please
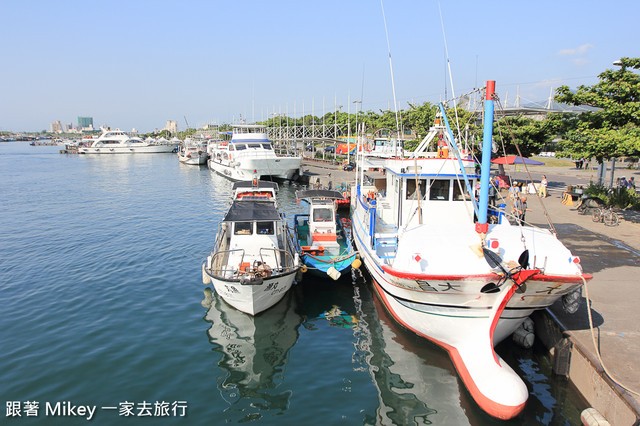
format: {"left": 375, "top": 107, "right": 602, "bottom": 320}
{"left": 215, "top": 199, "right": 287, "bottom": 276}
{"left": 294, "top": 189, "right": 345, "bottom": 250}
{"left": 371, "top": 158, "right": 479, "bottom": 228}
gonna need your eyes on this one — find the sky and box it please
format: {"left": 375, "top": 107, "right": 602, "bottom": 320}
{"left": 1, "top": 0, "right": 638, "bottom": 133}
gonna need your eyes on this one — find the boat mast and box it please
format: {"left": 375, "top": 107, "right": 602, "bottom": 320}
{"left": 476, "top": 81, "right": 495, "bottom": 235}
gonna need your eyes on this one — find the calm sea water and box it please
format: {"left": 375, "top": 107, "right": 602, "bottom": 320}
{"left": 0, "top": 142, "right": 585, "bottom": 425}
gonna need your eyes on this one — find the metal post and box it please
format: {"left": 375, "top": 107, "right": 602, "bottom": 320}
{"left": 477, "top": 81, "right": 495, "bottom": 233}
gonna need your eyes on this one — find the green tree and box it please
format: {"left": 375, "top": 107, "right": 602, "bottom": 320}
{"left": 554, "top": 57, "right": 640, "bottom": 163}
{"left": 493, "top": 116, "right": 552, "bottom": 157}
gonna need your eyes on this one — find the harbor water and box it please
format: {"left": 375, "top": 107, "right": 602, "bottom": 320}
{"left": 1, "top": 142, "right": 586, "bottom": 425}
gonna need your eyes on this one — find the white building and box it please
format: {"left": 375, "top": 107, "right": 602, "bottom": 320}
{"left": 164, "top": 120, "right": 178, "bottom": 134}
{"left": 50, "top": 121, "right": 63, "bottom": 134}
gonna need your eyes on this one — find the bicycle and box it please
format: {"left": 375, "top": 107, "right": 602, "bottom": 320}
{"left": 576, "top": 197, "right": 604, "bottom": 215}
{"left": 591, "top": 206, "right": 620, "bottom": 226}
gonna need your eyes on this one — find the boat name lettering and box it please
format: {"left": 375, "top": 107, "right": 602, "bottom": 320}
{"left": 416, "top": 280, "right": 437, "bottom": 291}
{"left": 224, "top": 285, "right": 240, "bottom": 294}
{"left": 438, "top": 282, "right": 461, "bottom": 292}
{"left": 536, "top": 284, "right": 562, "bottom": 295}
{"left": 265, "top": 281, "right": 279, "bottom": 291}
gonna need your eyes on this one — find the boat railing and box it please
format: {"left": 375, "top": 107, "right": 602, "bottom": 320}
{"left": 208, "top": 248, "right": 245, "bottom": 278}
{"left": 258, "top": 247, "right": 297, "bottom": 274}
{"left": 356, "top": 185, "right": 377, "bottom": 248}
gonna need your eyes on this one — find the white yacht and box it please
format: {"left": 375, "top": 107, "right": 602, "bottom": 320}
{"left": 78, "top": 131, "right": 177, "bottom": 154}
{"left": 208, "top": 125, "right": 302, "bottom": 181}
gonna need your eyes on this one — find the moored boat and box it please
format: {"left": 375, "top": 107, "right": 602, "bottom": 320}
{"left": 350, "top": 81, "right": 592, "bottom": 419}
{"left": 202, "top": 180, "right": 300, "bottom": 315}
{"left": 177, "top": 138, "right": 208, "bottom": 165}
{"left": 78, "top": 130, "right": 177, "bottom": 154}
{"left": 208, "top": 124, "right": 302, "bottom": 181}
{"left": 293, "top": 189, "right": 359, "bottom": 281}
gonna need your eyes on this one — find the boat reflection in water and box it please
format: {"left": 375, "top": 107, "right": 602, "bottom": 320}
{"left": 351, "top": 276, "right": 475, "bottom": 425}
{"left": 202, "top": 287, "right": 303, "bottom": 422}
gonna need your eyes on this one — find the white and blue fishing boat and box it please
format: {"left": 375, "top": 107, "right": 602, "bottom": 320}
{"left": 293, "top": 189, "right": 359, "bottom": 280}
{"left": 202, "top": 180, "right": 300, "bottom": 315}
{"left": 350, "top": 81, "right": 592, "bottom": 419}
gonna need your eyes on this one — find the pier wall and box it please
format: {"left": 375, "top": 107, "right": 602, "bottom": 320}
{"left": 533, "top": 309, "right": 640, "bottom": 425}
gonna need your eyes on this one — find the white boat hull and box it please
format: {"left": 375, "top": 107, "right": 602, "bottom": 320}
{"left": 351, "top": 185, "right": 587, "bottom": 419}
{"left": 208, "top": 157, "right": 301, "bottom": 181}
{"left": 206, "top": 269, "right": 296, "bottom": 315}
{"left": 178, "top": 152, "right": 208, "bottom": 164}
{"left": 79, "top": 145, "right": 176, "bottom": 154}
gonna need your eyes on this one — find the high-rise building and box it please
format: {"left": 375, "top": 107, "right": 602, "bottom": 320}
{"left": 78, "top": 116, "right": 94, "bottom": 130}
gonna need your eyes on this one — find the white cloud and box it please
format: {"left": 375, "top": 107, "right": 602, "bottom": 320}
{"left": 573, "top": 57, "right": 590, "bottom": 66}
{"left": 557, "top": 43, "right": 594, "bottom": 56}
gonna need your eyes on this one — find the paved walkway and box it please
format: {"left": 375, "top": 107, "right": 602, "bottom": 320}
{"left": 302, "top": 159, "right": 640, "bottom": 410}
{"left": 509, "top": 165, "right": 640, "bottom": 412}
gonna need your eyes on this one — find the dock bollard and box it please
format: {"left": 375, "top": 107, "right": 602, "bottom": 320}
{"left": 580, "top": 407, "right": 610, "bottom": 426}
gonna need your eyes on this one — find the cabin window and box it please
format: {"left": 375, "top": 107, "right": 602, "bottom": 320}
{"left": 313, "top": 208, "right": 333, "bottom": 222}
{"left": 234, "top": 144, "right": 247, "bottom": 150}
{"left": 405, "top": 179, "right": 426, "bottom": 200}
{"left": 429, "top": 179, "right": 450, "bottom": 201}
{"left": 256, "top": 221, "right": 274, "bottom": 235}
{"left": 234, "top": 222, "right": 253, "bottom": 235}
{"left": 453, "top": 180, "right": 468, "bottom": 201}
{"left": 248, "top": 144, "right": 262, "bottom": 149}
{"left": 261, "top": 143, "right": 272, "bottom": 149}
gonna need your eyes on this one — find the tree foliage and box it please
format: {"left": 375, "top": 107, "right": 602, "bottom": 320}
{"left": 555, "top": 57, "right": 640, "bottom": 162}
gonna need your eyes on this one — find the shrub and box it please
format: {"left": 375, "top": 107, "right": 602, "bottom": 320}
{"left": 583, "top": 183, "right": 640, "bottom": 210}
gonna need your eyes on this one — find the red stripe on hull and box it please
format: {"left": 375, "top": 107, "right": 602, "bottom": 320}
{"left": 380, "top": 264, "right": 591, "bottom": 284}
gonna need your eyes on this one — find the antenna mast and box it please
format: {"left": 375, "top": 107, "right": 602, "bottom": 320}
{"left": 380, "top": 0, "right": 401, "bottom": 156}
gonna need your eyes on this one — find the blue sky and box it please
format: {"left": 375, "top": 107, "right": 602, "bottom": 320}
{"left": 1, "top": 0, "right": 637, "bottom": 133}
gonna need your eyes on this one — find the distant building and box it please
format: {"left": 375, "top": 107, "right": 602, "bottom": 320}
{"left": 78, "top": 116, "right": 94, "bottom": 131}
{"left": 164, "top": 120, "right": 178, "bottom": 134}
{"left": 50, "top": 121, "right": 63, "bottom": 134}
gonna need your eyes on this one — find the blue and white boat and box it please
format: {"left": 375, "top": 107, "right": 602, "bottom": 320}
{"left": 293, "top": 189, "right": 359, "bottom": 281}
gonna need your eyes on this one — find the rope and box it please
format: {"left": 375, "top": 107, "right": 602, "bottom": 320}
{"left": 493, "top": 96, "right": 558, "bottom": 236}
{"left": 582, "top": 275, "right": 640, "bottom": 397}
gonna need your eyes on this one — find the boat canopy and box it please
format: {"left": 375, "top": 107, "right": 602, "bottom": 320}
{"left": 223, "top": 200, "right": 281, "bottom": 222}
{"left": 295, "top": 189, "right": 345, "bottom": 200}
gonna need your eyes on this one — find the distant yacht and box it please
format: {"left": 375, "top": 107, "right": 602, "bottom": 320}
{"left": 208, "top": 125, "right": 301, "bottom": 181}
{"left": 78, "top": 131, "right": 177, "bottom": 154}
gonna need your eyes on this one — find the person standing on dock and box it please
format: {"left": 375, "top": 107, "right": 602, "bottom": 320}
{"left": 538, "top": 175, "right": 548, "bottom": 198}
{"left": 513, "top": 195, "right": 530, "bottom": 225}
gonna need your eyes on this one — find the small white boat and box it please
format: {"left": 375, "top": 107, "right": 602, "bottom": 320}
{"left": 177, "top": 138, "right": 208, "bottom": 165}
{"left": 78, "top": 131, "right": 177, "bottom": 154}
{"left": 208, "top": 124, "right": 302, "bottom": 181}
{"left": 202, "top": 180, "right": 300, "bottom": 315}
{"left": 350, "top": 81, "right": 592, "bottom": 419}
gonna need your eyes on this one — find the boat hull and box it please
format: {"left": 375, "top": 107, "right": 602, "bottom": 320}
{"left": 350, "top": 187, "right": 588, "bottom": 419}
{"left": 205, "top": 268, "right": 296, "bottom": 316}
{"left": 79, "top": 145, "right": 176, "bottom": 154}
{"left": 208, "top": 157, "right": 301, "bottom": 181}
{"left": 178, "top": 152, "right": 208, "bottom": 164}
